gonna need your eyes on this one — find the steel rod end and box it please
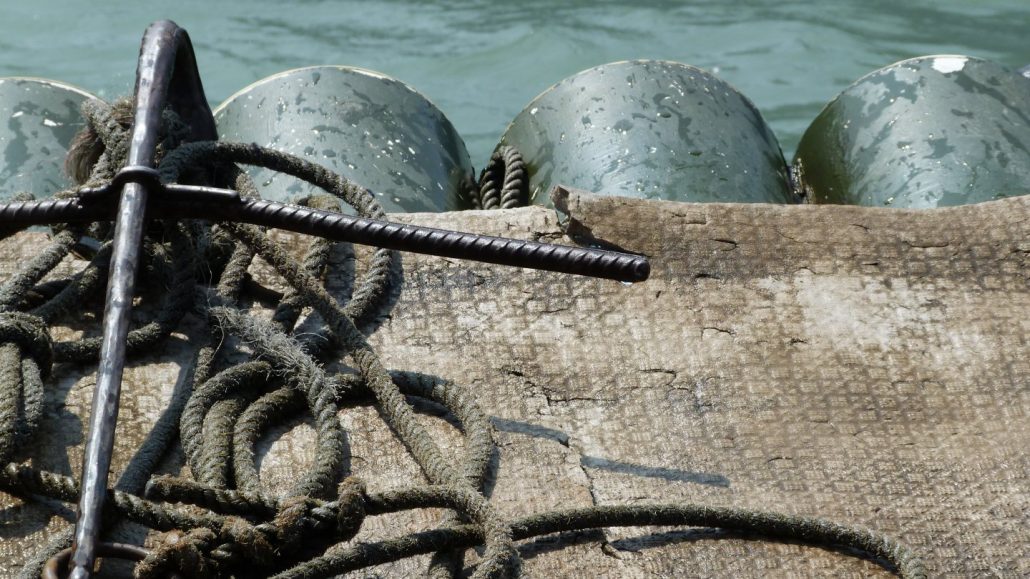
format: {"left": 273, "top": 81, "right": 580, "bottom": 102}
{"left": 631, "top": 258, "right": 651, "bottom": 283}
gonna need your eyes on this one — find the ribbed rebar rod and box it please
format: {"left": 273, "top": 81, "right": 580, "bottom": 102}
{"left": 0, "top": 196, "right": 650, "bottom": 283}
{"left": 225, "top": 199, "right": 649, "bottom": 282}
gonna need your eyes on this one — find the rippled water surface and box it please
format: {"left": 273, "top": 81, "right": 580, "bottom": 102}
{"left": 3, "top": 0, "right": 1027, "bottom": 164}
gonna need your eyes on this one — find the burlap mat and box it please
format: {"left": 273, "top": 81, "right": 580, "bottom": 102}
{"left": 1, "top": 190, "right": 1027, "bottom": 577}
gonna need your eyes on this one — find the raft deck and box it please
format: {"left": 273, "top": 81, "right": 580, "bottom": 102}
{"left": 2, "top": 190, "right": 1027, "bottom": 576}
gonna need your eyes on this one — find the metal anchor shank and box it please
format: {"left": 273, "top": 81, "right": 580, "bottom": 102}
{"left": 69, "top": 20, "right": 215, "bottom": 579}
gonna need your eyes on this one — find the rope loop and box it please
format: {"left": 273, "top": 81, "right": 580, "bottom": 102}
{"left": 477, "top": 145, "right": 527, "bottom": 210}
{"left": 0, "top": 311, "right": 54, "bottom": 378}
{"left": 136, "top": 528, "right": 219, "bottom": 579}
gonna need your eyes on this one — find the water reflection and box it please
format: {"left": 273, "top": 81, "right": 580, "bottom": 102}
{"left": 0, "top": 0, "right": 1026, "bottom": 166}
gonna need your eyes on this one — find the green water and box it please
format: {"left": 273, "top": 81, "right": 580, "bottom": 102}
{"left": 2, "top": 0, "right": 1027, "bottom": 165}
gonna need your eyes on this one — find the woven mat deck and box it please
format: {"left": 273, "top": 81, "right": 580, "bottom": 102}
{"left": 1, "top": 190, "right": 1027, "bottom": 577}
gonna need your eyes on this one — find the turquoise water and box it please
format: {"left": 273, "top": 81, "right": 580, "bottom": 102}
{"left": 2, "top": 0, "right": 1027, "bottom": 165}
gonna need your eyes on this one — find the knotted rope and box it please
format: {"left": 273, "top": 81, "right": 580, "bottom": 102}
{"left": 0, "top": 98, "right": 926, "bottom": 579}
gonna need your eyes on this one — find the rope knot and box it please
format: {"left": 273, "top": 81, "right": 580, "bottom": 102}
{"left": 332, "top": 476, "right": 367, "bottom": 541}
{"left": 267, "top": 477, "right": 367, "bottom": 556}
{"left": 136, "top": 528, "right": 218, "bottom": 579}
{"left": 222, "top": 515, "right": 278, "bottom": 566}
{"left": 0, "top": 312, "right": 54, "bottom": 378}
{"left": 271, "top": 494, "right": 322, "bottom": 552}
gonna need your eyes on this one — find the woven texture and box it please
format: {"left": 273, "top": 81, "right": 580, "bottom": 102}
{"left": 1, "top": 190, "right": 1027, "bottom": 577}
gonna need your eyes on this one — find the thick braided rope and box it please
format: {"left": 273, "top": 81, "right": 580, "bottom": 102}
{"left": 161, "top": 142, "right": 397, "bottom": 504}
{"left": 0, "top": 313, "right": 53, "bottom": 464}
{"left": 180, "top": 362, "right": 271, "bottom": 487}
{"left": 215, "top": 222, "right": 520, "bottom": 578}
{"left": 476, "top": 145, "right": 527, "bottom": 210}
{"left": 0, "top": 457, "right": 927, "bottom": 579}
{"left": 159, "top": 141, "right": 397, "bottom": 332}
{"left": 273, "top": 503, "right": 927, "bottom": 579}
{"left": 53, "top": 224, "right": 197, "bottom": 363}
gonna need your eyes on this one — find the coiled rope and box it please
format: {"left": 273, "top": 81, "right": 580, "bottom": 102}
{"left": 475, "top": 145, "right": 527, "bottom": 210}
{"left": 0, "top": 99, "right": 925, "bottom": 578}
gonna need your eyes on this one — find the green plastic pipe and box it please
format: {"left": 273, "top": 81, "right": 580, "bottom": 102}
{"left": 215, "top": 66, "right": 475, "bottom": 212}
{"left": 0, "top": 78, "right": 96, "bottom": 200}
{"left": 794, "top": 55, "right": 1030, "bottom": 208}
{"left": 495, "top": 60, "right": 795, "bottom": 206}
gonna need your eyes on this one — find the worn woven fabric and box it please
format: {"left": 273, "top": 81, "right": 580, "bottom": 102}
{"left": 1, "top": 191, "right": 1027, "bottom": 577}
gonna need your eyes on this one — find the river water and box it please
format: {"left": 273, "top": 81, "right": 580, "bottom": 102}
{"left": 2, "top": 0, "right": 1027, "bottom": 165}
